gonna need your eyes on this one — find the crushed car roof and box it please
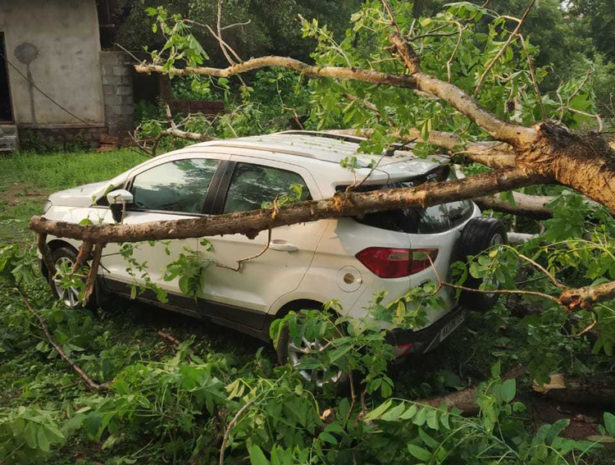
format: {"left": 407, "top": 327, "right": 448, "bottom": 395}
{"left": 194, "top": 130, "right": 449, "bottom": 169}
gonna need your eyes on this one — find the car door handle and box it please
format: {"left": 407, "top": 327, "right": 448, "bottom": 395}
{"left": 269, "top": 240, "right": 298, "bottom": 252}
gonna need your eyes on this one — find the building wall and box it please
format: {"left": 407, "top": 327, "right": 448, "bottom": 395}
{"left": 100, "top": 51, "right": 134, "bottom": 137}
{"left": 0, "top": 0, "right": 106, "bottom": 128}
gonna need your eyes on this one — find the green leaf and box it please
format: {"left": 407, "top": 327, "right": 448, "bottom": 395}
{"left": 400, "top": 404, "right": 418, "bottom": 420}
{"left": 382, "top": 403, "right": 406, "bottom": 421}
{"left": 604, "top": 412, "right": 615, "bottom": 436}
{"left": 23, "top": 422, "right": 37, "bottom": 449}
{"left": 419, "top": 427, "right": 439, "bottom": 448}
{"left": 328, "top": 344, "right": 352, "bottom": 363}
{"left": 500, "top": 379, "right": 516, "bottom": 403}
{"left": 324, "top": 422, "right": 345, "bottom": 435}
{"left": 426, "top": 409, "right": 439, "bottom": 429}
{"left": 408, "top": 444, "right": 432, "bottom": 461}
{"left": 365, "top": 399, "right": 393, "bottom": 421}
{"left": 413, "top": 407, "right": 427, "bottom": 427}
{"left": 319, "top": 431, "right": 338, "bottom": 445}
{"left": 491, "top": 362, "right": 501, "bottom": 378}
{"left": 37, "top": 427, "right": 50, "bottom": 452}
{"left": 248, "top": 444, "right": 270, "bottom": 465}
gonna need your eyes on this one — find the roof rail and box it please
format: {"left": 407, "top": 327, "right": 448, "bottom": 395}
{"left": 204, "top": 141, "right": 318, "bottom": 159}
{"left": 279, "top": 130, "right": 366, "bottom": 144}
{"left": 279, "top": 130, "right": 419, "bottom": 157}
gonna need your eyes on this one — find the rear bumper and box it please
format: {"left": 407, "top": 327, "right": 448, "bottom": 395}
{"left": 385, "top": 305, "right": 465, "bottom": 355}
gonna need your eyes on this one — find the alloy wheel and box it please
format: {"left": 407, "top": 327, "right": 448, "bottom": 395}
{"left": 52, "top": 256, "right": 82, "bottom": 308}
{"left": 287, "top": 335, "right": 345, "bottom": 387}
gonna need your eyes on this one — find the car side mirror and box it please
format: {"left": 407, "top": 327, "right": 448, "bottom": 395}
{"left": 107, "top": 189, "right": 133, "bottom": 223}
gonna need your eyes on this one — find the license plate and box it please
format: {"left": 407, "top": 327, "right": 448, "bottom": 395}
{"left": 439, "top": 312, "right": 465, "bottom": 342}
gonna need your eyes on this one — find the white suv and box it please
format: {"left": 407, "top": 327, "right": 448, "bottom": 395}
{"left": 41, "top": 131, "right": 505, "bottom": 356}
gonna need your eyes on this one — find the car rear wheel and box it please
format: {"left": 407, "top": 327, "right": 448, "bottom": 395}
{"left": 457, "top": 218, "right": 507, "bottom": 311}
{"left": 276, "top": 318, "right": 346, "bottom": 387}
{"left": 48, "top": 246, "right": 95, "bottom": 309}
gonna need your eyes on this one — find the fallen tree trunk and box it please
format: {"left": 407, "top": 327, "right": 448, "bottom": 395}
{"left": 475, "top": 192, "right": 554, "bottom": 219}
{"left": 326, "top": 128, "right": 518, "bottom": 169}
{"left": 29, "top": 168, "right": 547, "bottom": 242}
{"left": 419, "top": 365, "right": 526, "bottom": 415}
{"left": 534, "top": 373, "right": 615, "bottom": 407}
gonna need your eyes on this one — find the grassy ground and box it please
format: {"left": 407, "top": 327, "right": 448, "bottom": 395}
{"left": 0, "top": 149, "right": 145, "bottom": 243}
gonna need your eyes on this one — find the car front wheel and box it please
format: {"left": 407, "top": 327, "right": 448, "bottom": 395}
{"left": 48, "top": 246, "right": 95, "bottom": 309}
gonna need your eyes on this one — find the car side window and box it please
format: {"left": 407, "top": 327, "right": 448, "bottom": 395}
{"left": 131, "top": 158, "right": 218, "bottom": 213}
{"left": 223, "top": 163, "right": 311, "bottom": 213}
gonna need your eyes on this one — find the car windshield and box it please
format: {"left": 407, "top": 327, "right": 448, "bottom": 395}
{"left": 351, "top": 168, "right": 474, "bottom": 234}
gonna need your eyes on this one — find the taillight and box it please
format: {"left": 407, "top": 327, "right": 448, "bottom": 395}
{"left": 355, "top": 247, "right": 438, "bottom": 278}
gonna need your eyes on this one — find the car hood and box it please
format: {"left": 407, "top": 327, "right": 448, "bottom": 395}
{"left": 48, "top": 181, "right": 113, "bottom": 207}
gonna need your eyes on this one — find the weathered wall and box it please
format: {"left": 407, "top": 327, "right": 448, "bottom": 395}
{"left": 100, "top": 51, "right": 134, "bottom": 137}
{"left": 0, "top": 0, "right": 105, "bottom": 128}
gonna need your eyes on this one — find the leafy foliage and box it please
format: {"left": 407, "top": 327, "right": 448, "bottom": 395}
{"left": 0, "top": 406, "right": 65, "bottom": 464}
{"left": 1, "top": 241, "right": 614, "bottom": 463}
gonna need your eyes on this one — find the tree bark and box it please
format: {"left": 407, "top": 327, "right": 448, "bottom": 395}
{"left": 559, "top": 280, "right": 615, "bottom": 310}
{"left": 518, "top": 123, "right": 615, "bottom": 212}
{"left": 29, "top": 168, "right": 547, "bottom": 243}
{"left": 534, "top": 373, "right": 615, "bottom": 407}
{"left": 327, "top": 128, "right": 517, "bottom": 169}
{"left": 475, "top": 192, "right": 554, "bottom": 219}
{"left": 419, "top": 365, "right": 526, "bottom": 415}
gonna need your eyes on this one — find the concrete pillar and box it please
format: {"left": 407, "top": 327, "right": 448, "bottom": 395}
{"left": 100, "top": 51, "right": 134, "bottom": 138}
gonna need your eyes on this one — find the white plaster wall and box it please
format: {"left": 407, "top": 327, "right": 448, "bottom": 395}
{"left": 0, "top": 0, "right": 105, "bottom": 126}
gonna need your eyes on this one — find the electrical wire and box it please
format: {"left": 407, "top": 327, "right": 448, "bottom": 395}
{"left": 0, "top": 50, "right": 95, "bottom": 127}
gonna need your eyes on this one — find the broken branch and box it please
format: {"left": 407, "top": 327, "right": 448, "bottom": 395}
{"left": 419, "top": 365, "right": 525, "bottom": 414}
{"left": 29, "top": 168, "right": 549, "bottom": 243}
{"left": 474, "top": 0, "right": 535, "bottom": 96}
{"left": 475, "top": 192, "right": 553, "bottom": 219}
{"left": 19, "top": 290, "right": 108, "bottom": 391}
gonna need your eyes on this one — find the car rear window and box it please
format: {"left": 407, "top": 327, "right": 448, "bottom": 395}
{"left": 350, "top": 169, "right": 474, "bottom": 234}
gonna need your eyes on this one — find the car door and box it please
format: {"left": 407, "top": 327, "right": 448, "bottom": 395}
{"left": 100, "top": 153, "right": 228, "bottom": 296}
{"left": 199, "top": 156, "right": 328, "bottom": 314}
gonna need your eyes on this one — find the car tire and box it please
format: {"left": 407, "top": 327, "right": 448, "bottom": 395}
{"left": 275, "top": 314, "right": 348, "bottom": 387}
{"left": 457, "top": 217, "right": 507, "bottom": 311}
{"left": 48, "top": 246, "right": 98, "bottom": 310}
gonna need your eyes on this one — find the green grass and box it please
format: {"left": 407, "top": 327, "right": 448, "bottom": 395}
{"left": 0, "top": 149, "right": 146, "bottom": 243}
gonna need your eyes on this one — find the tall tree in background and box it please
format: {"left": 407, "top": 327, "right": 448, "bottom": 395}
{"left": 570, "top": 0, "right": 615, "bottom": 62}
{"left": 108, "top": 0, "right": 362, "bottom": 63}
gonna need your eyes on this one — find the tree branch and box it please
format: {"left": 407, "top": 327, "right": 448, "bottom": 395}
{"left": 72, "top": 241, "right": 93, "bottom": 274}
{"left": 135, "top": 53, "right": 536, "bottom": 148}
{"left": 30, "top": 168, "right": 549, "bottom": 243}
{"left": 20, "top": 290, "right": 108, "bottom": 391}
{"left": 387, "top": 32, "right": 536, "bottom": 147}
{"left": 135, "top": 58, "right": 418, "bottom": 89}
{"left": 419, "top": 365, "right": 525, "bottom": 414}
{"left": 330, "top": 127, "right": 517, "bottom": 169}
{"left": 559, "top": 281, "right": 615, "bottom": 311}
{"left": 83, "top": 242, "right": 104, "bottom": 303}
{"left": 475, "top": 191, "right": 553, "bottom": 219}
{"left": 37, "top": 233, "right": 56, "bottom": 277}
{"left": 164, "top": 104, "right": 216, "bottom": 142}
{"left": 474, "top": 0, "right": 535, "bottom": 96}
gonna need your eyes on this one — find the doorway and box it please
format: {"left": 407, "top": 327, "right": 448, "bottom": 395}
{"left": 0, "top": 33, "right": 13, "bottom": 122}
